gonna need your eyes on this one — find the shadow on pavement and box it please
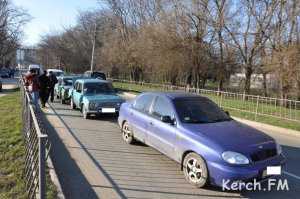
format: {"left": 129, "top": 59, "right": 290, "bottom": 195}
{"left": 49, "top": 104, "right": 128, "bottom": 199}
{"left": 41, "top": 110, "right": 99, "bottom": 199}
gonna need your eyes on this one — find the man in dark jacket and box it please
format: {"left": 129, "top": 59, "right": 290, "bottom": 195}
{"left": 39, "top": 70, "right": 50, "bottom": 108}
{"left": 48, "top": 71, "right": 58, "bottom": 103}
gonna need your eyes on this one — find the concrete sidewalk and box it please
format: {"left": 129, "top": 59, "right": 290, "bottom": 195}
{"left": 43, "top": 104, "right": 124, "bottom": 199}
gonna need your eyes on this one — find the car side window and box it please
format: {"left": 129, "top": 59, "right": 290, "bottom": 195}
{"left": 133, "top": 94, "right": 154, "bottom": 113}
{"left": 151, "top": 96, "right": 174, "bottom": 119}
{"left": 77, "top": 83, "right": 82, "bottom": 93}
{"left": 74, "top": 82, "right": 78, "bottom": 91}
{"left": 58, "top": 78, "right": 62, "bottom": 85}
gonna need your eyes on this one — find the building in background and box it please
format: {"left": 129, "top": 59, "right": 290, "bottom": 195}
{"left": 16, "top": 47, "right": 37, "bottom": 69}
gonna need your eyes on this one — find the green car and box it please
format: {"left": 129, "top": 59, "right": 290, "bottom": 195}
{"left": 54, "top": 76, "right": 77, "bottom": 104}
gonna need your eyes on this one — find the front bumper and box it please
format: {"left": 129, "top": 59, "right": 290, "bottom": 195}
{"left": 87, "top": 107, "right": 120, "bottom": 114}
{"left": 207, "top": 153, "right": 286, "bottom": 187}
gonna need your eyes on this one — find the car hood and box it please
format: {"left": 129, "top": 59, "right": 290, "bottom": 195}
{"left": 84, "top": 94, "right": 123, "bottom": 102}
{"left": 182, "top": 120, "right": 275, "bottom": 154}
{"left": 63, "top": 85, "right": 72, "bottom": 90}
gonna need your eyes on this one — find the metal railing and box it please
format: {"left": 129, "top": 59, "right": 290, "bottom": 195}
{"left": 112, "top": 79, "right": 300, "bottom": 123}
{"left": 21, "top": 80, "right": 50, "bottom": 199}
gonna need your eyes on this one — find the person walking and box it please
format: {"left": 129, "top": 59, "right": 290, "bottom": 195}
{"left": 25, "top": 69, "right": 40, "bottom": 108}
{"left": 48, "top": 71, "right": 58, "bottom": 103}
{"left": 39, "top": 70, "right": 50, "bottom": 108}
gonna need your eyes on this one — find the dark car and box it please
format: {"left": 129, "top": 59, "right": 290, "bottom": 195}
{"left": 84, "top": 71, "right": 106, "bottom": 80}
{"left": 0, "top": 68, "right": 10, "bottom": 78}
{"left": 0, "top": 79, "right": 2, "bottom": 92}
{"left": 118, "top": 92, "right": 286, "bottom": 188}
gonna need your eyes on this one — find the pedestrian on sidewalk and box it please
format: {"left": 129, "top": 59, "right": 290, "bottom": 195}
{"left": 48, "top": 71, "right": 58, "bottom": 103}
{"left": 39, "top": 70, "right": 50, "bottom": 108}
{"left": 25, "top": 69, "right": 40, "bottom": 108}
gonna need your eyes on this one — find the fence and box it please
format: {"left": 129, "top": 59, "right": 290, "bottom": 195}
{"left": 111, "top": 79, "right": 300, "bottom": 123}
{"left": 21, "top": 80, "right": 50, "bottom": 199}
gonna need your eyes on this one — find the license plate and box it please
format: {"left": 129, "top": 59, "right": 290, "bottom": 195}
{"left": 262, "top": 169, "right": 267, "bottom": 178}
{"left": 101, "top": 108, "right": 116, "bottom": 113}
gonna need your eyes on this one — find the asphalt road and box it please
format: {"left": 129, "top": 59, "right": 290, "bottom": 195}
{"left": 47, "top": 98, "right": 300, "bottom": 199}
{"left": 0, "top": 77, "right": 19, "bottom": 97}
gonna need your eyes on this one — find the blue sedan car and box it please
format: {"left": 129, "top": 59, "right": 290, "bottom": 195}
{"left": 71, "top": 79, "right": 124, "bottom": 119}
{"left": 118, "top": 92, "right": 286, "bottom": 188}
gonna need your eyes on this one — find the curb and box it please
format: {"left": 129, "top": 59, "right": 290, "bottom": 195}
{"left": 120, "top": 91, "right": 300, "bottom": 137}
{"left": 47, "top": 155, "right": 65, "bottom": 199}
{"left": 42, "top": 107, "right": 66, "bottom": 199}
{"left": 232, "top": 117, "right": 300, "bottom": 138}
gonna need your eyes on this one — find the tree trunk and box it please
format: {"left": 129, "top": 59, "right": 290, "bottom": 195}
{"left": 262, "top": 73, "right": 268, "bottom": 97}
{"left": 297, "top": 80, "right": 300, "bottom": 101}
{"left": 244, "top": 66, "right": 253, "bottom": 95}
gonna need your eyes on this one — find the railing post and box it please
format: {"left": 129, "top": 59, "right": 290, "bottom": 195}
{"left": 38, "top": 135, "right": 47, "bottom": 199}
{"left": 255, "top": 96, "right": 260, "bottom": 121}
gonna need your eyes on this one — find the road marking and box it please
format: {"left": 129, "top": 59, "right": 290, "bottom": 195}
{"left": 283, "top": 171, "right": 300, "bottom": 180}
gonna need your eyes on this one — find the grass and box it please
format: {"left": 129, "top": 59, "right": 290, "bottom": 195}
{"left": 0, "top": 91, "right": 57, "bottom": 198}
{"left": 113, "top": 81, "right": 300, "bottom": 131}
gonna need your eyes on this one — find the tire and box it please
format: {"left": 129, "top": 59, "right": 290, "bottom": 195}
{"left": 183, "top": 152, "right": 209, "bottom": 188}
{"left": 70, "top": 98, "right": 76, "bottom": 109}
{"left": 82, "top": 105, "right": 90, "bottom": 119}
{"left": 122, "top": 121, "right": 135, "bottom": 144}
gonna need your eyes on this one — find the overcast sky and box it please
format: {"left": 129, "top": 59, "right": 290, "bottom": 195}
{"left": 13, "top": 0, "right": 100, "bottom": 46}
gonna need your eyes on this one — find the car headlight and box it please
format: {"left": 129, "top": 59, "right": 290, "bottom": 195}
{"left": 89, "top": 102, "right": 97, "bottom": 110}
{"left": 276, "top": 142, "right": 282, "bottom": 155}
{"left": 222, "top": 151, "right": 249, "bottom": 165}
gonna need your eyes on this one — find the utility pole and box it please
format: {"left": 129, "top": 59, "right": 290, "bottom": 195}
{"left": 90, "top": 22, "right": 97, "bottom": 72}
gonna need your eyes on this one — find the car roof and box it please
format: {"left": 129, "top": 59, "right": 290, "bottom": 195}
{"left": 47, "top": 69, "right": 63, "bottom": 72}
{"left": 75, "top": 78, "right": 109, "bottom": 84}
{"left": 141, "top": 92, "right": 209, "bottom": 100}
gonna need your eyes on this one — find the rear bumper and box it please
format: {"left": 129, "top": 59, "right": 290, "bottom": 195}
{"left": 207, "top": 153, "right": 286, "bottom": 187}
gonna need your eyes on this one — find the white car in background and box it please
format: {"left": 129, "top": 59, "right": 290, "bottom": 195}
{"left": 47, "top": 69, "right": 64, "bottom": 77}
{"left": 28, "top": 64, "right": 44, "bottom": 75}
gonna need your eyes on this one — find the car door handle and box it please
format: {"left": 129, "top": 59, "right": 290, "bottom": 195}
{"left": 149, "top": 122, "right": 154, "bottom": 126}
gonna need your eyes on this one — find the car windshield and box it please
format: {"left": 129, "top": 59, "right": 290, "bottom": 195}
{"left": 84, "top": 82, "right": 115, "bottom": 95}
{"left": 63, "top": 79, "right": 72, "bottom": 86}
{"left": 174, "top": 97, "right": 232, "bottom": 124}
{"left": 53, "top": 72, "right": 63, "bottom": 76}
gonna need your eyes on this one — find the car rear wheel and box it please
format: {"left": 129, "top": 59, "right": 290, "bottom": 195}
{"left": 70, "top": 98, "right": 76, "bottom": 109}
{"left": 183, "top": 152, "right": 208, "bottom": 188}
{"left": 122, "top": 121, "right": 135, "bottom": 144}
{"left": 61, "top": 97, "right": 65, "bottom": 104}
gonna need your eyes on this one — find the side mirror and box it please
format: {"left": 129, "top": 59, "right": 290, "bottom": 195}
{"left": 225, "top": 111, "right": 230, "bottom": 116}
{"left": 161, "top": 115, "right": 174, "bottom": 125}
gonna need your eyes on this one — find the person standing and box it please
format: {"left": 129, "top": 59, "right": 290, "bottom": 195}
{"left": 25, "top": 69, "right": 40, "bottom": 108}
{"left": 38, "top": 70, "right": 50, "bottom": 108}
{"left": 48, "top": 71, "right": 58, "bottom": 103}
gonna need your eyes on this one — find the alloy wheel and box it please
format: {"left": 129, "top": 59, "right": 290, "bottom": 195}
{"left": 122, "top": 122, "right": 134, "bottom": 144}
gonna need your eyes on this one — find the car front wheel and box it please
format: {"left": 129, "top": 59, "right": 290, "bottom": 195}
{"left": 70, "top": 98, "right": 76, "bottom": 109}
{"left": 183, "top": 152, "right": 208, "bottom": 188}
{"left": 122, "top": 121, "right": 135, "bottom": 144}
{"left": 82, "top": 105, "right": 90, "bottom": 119}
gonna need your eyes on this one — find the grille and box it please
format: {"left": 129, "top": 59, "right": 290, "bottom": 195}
{"left": 99, "top": 102, "right": 118, "bottom": 108}
{"left": 250, "top": 148, "right": 277, "bottom": 162}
